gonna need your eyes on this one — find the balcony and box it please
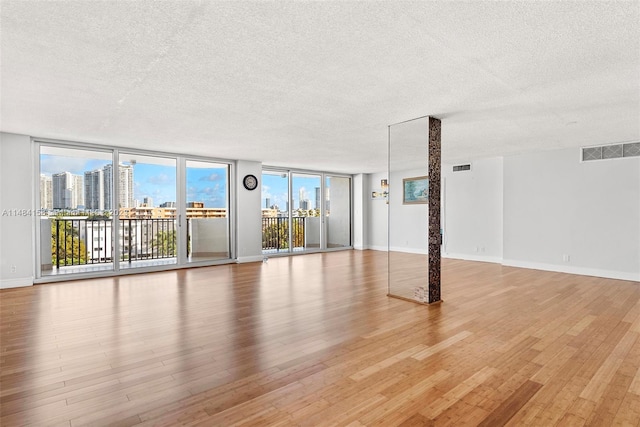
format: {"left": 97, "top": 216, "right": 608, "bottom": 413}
{"left": 262, "top": 217, "right": 321, "bottom": 253}
{"left": 43, "top": 216, "right": 327, "bottom": 275}
{"left": 44, "top": 217, "right": 229, "bottom": 274}
{"left": 43, "top": 218, "right": 179, "bottom": 273}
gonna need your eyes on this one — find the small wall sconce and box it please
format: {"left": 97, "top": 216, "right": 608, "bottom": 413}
{"left": 381, "top": 179, "right": 388, "bottom": 189}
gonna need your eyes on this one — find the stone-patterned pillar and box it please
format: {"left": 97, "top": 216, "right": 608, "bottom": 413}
{"left": 428, "top": 117, "right": 442, "bottom": 303}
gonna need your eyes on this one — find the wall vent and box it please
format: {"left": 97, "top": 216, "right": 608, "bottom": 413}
{"left": 582, "top": 142, "right": 640, "bottom": 162}
{"left": 453, "top": 164, "right": 471, "bottom": 172}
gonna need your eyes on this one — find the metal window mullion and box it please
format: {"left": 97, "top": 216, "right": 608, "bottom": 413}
{"left": 288, "top": 174, "right": 293, "bottom": 252}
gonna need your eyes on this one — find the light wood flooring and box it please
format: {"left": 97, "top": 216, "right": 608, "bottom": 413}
{"left": 2, "top": 250, "right": 640, "bottom": 426}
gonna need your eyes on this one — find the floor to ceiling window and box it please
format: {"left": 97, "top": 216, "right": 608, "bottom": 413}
{"left": 36, "top": 141, "right": 233, "bottom": 279}
{"left": 185, "top": 160, "right": 230, "bottom": 262}
{"left": 261, "top": 168, "right": 352, "bottom": 255}
{"left": 292, "top": 172, "right": 322, "bottom": 251}
{"left": 39, "top": 145, "right": 115, "bottom": 276}
{"left": 261, "top": 170, "right": 290, "bottom": 253}
{"left": 325, "top": 175, "right": 352, "bottom": 248}
{"left": 118, "top": 153, "right": 177, "bottom": 270}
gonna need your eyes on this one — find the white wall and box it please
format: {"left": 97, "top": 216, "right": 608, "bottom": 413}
{"left": 388, "top": 168, "right": 428, "bottom": 254}
{"left": 236, "top": 160, "right": 263, "bottom": 263}
{"left": 306, "top": 216, "right": 321, "bottom": 246}
{"left": 190, "top": 218, "right": 229, "bottom": 256}
{"left": 0, "top": 132, "right": 34, "bottom": 288}
{"left": 503, "top": 148, "right": 640, "bottom": 281}
{"left": 442, "top": 157, "right": 503, "bottom": 263}
{"left": 365, "top": 169, "right": 429, "bottom": 254}
{"left": 365, "top": 172, "right": 389, "bottom": 250}
{"left": 352, "top": 173, "right": 365, "bottom": 250}
{"left": 365, "top": 145, "right": 639, "bottom": 282}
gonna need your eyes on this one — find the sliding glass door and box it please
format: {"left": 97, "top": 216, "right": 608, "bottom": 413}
{"left": 39, "top": 145, "right": 116, "bottom": 276}
{"left": 261, "top": 170, "right": 289, "bottom": 253}
{"left": 325, "top": 175, "right": 351, "bottom": 248}
{"left": 185, "top": 160, "right": 230, "bottom": 262}
{"left": 118, "top": 153, "right": 177, "bottom": 270}
{"left": 261, "top": 168, "right": 352, "bottom": 255}
{"left": 292, "top": 173, "right": 322, "bottom": 251}
{"left": 36, "top": 142, "right": 233, "bottom": 279}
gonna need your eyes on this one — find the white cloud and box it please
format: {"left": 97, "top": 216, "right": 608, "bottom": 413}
{"left": 40, "top": 156, "right": 88, "bottom": 175}
{"left": 261, "top": 184, "right": 272, "bottom": 199}
{"left": 199, "top": 173, "right": 219, "bottom": 182}
{"left": 148, "top": 174, "right": 172, "bottom": 185}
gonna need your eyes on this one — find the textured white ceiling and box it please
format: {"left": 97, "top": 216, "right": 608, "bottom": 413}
{"left": 1, "top": 1, "right": 638, "bottom": 173}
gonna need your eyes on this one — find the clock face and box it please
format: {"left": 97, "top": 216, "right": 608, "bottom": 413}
{"left": 243, "top": 174, "right": 258, "bottom": 190}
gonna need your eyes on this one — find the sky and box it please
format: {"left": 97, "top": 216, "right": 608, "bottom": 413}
{"left": 41, "top": 152, "right": 330, "bottom": 211}
{"left": 262, "top": 173, "right": 325, "bottom": 211}
{"left": 40, "top": 154, "right": 228, "bottom": 208}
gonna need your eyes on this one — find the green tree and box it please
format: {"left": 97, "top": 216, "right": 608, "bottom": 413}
{"left": 152, "top": 230, "right": 177, "bottom": 257}
{"left": 51, "top": 220, "right": 87, "bottom": 266}
{"left": 262, "top": 218, "right": 307, "bottom": 250}
{"left": 291, "top": 218, "right": 305, "bottom": 248}
{"left": 262, "top": 220, "right": 289, "bottom": 250}
{"left": 87, "top": 211, "right": 111, "bottom": 220}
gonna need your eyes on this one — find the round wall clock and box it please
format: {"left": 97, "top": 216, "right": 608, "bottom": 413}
{"left": 243, "top": 174, "right": 258, "bottom": 191}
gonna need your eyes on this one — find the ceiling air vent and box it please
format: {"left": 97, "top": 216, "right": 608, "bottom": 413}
{"left": 453, "top": 164, "right": 471, "bottom": 172}
{"left": 582, "top": 142, "right": 640, "bottom": 162}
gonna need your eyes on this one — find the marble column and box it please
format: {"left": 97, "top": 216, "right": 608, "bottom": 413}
{"left": 428, "top": 117, "right": 442, "bottom": 303}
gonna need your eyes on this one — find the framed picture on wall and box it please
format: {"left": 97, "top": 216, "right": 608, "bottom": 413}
{"left": 403, "top": 176, "right": 428, "bottom": 204}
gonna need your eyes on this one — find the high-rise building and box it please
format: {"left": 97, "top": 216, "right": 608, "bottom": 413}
{"left": 84, "top": 169, "right": 104, "bottom": 210}
{"left": 73, "top": 175, "right": 84, "bottom": 208}
{"left": 53, "top": 171, "right": 69, "bottom": 209}
{"left": 52, "top": 172, "right": 83, "bottom": 209}
{"left": 315, "top": 187, "right": 320, "bottom": 210}
{"left": 103, "top": 163, "right": 134, "bottom": 209}
{"left": 118, "top": 164, "right": 134, "bottom": 208}
{"left": 325, "top": 187, "right": 330, "bottom": 212}
{"left": 40, "top": 174, "right": 52, "bottom": 209}
{"left": 298, "top": 188, "right": 306, "bottom": 209}
{"left": 143, "top": 197, "right": 153, "bottom": 207}
{"left": 265, "top": 198, "right": 271, "bottom": 209}
{"left": 103, "top": 164, "right": 113, "bottom": 211}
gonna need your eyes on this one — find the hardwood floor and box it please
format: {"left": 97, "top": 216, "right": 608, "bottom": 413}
{"left": 2, "top": 250, "right": 640, "bottom": 426}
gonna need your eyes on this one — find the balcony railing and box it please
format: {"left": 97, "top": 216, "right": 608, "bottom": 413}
{"left": 261, "top": 217, "right": 305, "bottom": 251}
{"left": 49, "top": 216, "right": 313, "bottom": 268}
{"left": 51, "top": 218, "right": 179, "bottom": 269}
{"left": 120, "top": 218, "right": 177, "bottom": 262}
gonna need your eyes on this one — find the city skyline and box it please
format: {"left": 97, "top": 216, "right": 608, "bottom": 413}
{"left": 40, "top": 154, "right": 335, "bottom": 213}
{"left": 40, "top": 154, "right": 228, "bottom": 209}
{"left": 262, "top": 174, "right": 330, "bottom": 212}
{"left": 52, "top": 172, "right": 84, "bottom": 209}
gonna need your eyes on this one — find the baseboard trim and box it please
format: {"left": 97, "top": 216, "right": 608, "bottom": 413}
{"left": 236, "top": 255, "right": 265, "bottom": 264}
{"left": 442, "top": 253, "right": 503, "bottom": 264}
{"left": 502, "top": 259, "right": 640, "bottom": 282}
{"left": 389, "top": 246, "right": 428, "bottom": 255}
{"left": 1, "top": 276, "right": 34, "bottom": 289}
